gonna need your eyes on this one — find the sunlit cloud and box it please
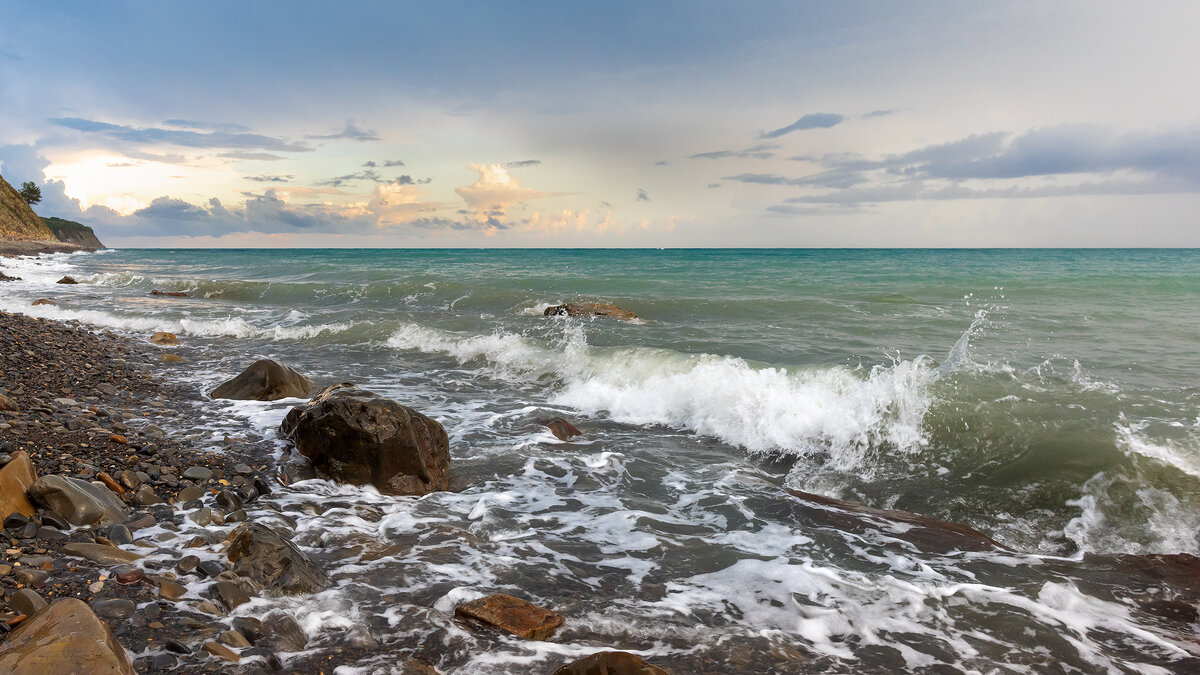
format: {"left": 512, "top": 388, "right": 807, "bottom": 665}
{"left": 454, "top": 163, "right": 557, "bottom": 234}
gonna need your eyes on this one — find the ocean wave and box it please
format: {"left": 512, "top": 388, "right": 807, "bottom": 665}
{"left": 385, "top": 322, "right": 937, "bottom": 465}
{"left": 20, "top": 304, "right": 357, "bottom": 341}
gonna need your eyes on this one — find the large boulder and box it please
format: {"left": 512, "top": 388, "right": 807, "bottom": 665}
{"left": 454, "top": 593, "right": 564, "bottom": 640}
{"left": 226, "top": 522, "right": 328, "bottom": 595}
{"left": 0, "top": 598, "right": 136, "bottom": 674}
{"left": 544, "top": 302, "right": 638, "bottom": 321}
{"left": 553, "top": 651, "right": 670, "bottom": 675}
{"left": 27, "top": 475, "right": 130, "bottom": 527}
{"left": 211, "top": 359, "right": 314, "bottom": 401}
{"left": 0, "top": 451, "right": 38, "bottom": 518}
{"left": 279, "top": 384, "right": 450, "bottom": 495}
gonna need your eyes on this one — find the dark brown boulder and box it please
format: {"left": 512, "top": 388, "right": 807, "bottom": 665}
{"left": 538, "top": 416, "right": 582, "bottom": 441}
{"left": 454, "top": 593, "right": 564, "bottom": 640}
{"left": 211, "top": 359, "right": 314, "bottom": 401}
{"left": 27, "top": 475, "right": 130, "bottom": 527}
{"left": 544, "top": 302, "right": 638, "bottom": 321}
{"left": 0, "top": 451, "right": 37, "bottom": 518}
{"left": 226, "top": 522, "right": 328, "bottom": 595}
{"left": 785, "top": 489, "right": 1003, "bottom": 554}
{"left": 0, "top": 598, "right": 136, "bottom": 674}
{"left": 55, "top": 276, "right": 78, "bottom": 284}
{"left": 553, "top": 651, "right": 671, "bottom": 674}
{"left": 279, "top": 384, "right": 450, "bottom": 495}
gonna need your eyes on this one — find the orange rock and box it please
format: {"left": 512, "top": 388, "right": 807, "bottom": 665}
{"left": 553, "top": 651, "right": 670, "bottom": 675}
{"left": 96, "top": 472, "right": 125, "bottom": 496}
{"left": 149, "top": 331, "right": 179, "bottom": 345}
{"left": 0, "top": 451, "right": 38, "bottom": 518}
{"left": 454, "top": 593, "right": 564, "bottom": 640}
{"left": 108, "top": 434, "right": 127, "bottom": 445}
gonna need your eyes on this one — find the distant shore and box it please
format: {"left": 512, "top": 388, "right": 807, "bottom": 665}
{"left": 0, "top": 240, "right": 97, "bottom": 257}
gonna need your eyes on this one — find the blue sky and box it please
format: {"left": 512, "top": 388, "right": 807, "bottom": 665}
{"left": 2, "top": 1, "right": 1199, "bottom": 246}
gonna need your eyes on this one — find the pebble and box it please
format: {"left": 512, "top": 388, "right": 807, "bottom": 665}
{"left": 9, "top": 588, "right": 47, "bottom": 617}
{"left": 92, "top": 598, "right": 137, "bottom": 619}
{"left": 183, "top": 466, "right": 212, "bottom": 481}
{"left": 176, "top": 555, "right": 200, "bottom": 574}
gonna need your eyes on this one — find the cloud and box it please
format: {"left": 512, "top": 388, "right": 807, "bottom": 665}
{"left": 218, "top": 151, "right": 286, "bottom": 161}
{"left": 636, "top": 188, "right": 650, "bottom": 201}
{"left": 507, "top": 159, "right": 541, "bottom": 168}
{"left": 363, "top": 161, "right": 377, "bottom": 168}
{"left": 163, "top": 119, "right": 250, "bottom": 133}
{"left": 738, "top": 124, "right": 1200, "bottom": 212}
{"left": 454, "top": 163, "right": 556, "bottom": 234}
{"left": 689, "top": 143, "right": 779, "bottom": 160}
{"left": 862, "top": 109, "right": 897, "bottom": 119}
{"left": 244, "top": 174, "right": 294, "bottom": 183}
{"left": 707, "top": 183, "right": 722, "bottom": 188}
{"left": 319, "top": 168, "right": 383, "bottom": 187}
{"left": 655, "top": 160, "right": 668, "bottom": 166}
{"left": 50, "top": 117, "right": 312, "bottom": 152}
{"left": 383, "top": 159, "right": 405, "bottom": 167}
{"left": 306, "top": 120, "right": 380, "bottom": 142}
{"left": 394, "top": 174, "right": 431, "bottom": 185}
{"left": 761, "top": 113, "right": 844, "bottom": 139}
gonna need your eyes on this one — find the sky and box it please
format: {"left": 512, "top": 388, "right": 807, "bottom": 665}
{"left": 2, "top": 1, "right": 1199, "bottom": 247}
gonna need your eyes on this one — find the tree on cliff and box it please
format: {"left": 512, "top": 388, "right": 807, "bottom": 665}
{"left": 18, "top": 182, "right": 41, "bottom": 206}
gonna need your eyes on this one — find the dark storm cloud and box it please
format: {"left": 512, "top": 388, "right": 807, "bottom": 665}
{"left": 760, "top": 113, "right": 844, "bottom": 139}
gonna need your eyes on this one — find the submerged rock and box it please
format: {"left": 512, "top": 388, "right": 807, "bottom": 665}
{"left": 226, "top": 522, "right": 328, "bottom": 594}
{"left": 0, "top": 450, "right": 37, "bottom": 518}
{"left": 0, "top": 598, "right": 136, "bottom": 674}
{"left": 27, "top": 474, "right": 130, "bottom": 527}
{"left": 544, "top": 302, "right": 638, "bottom": 321}
{"left": 785, "top": 489, "right": 1003, "bottom": 554}
{"left": 538, "top": 416, "right": 582, "bottom": 441}
{"left": 211, "top": 359, "right": 314, "bottom": 401}
{"left": 280, "top": 384, "right": 450, "bottom": 495}
{"left": 454, "top": 593, "right": 564, "bottom": 640}
{"left": 149, "top": 289, "right": 188, "bottom": 297}
{"left": 149, "top": 331, "right": 179, "bottom": 345}
{"left": 55, "top": 276, "right": 78, "bottom": 284}
{"left": 31, "top": 298, "right": 56, "bottom": 306}
{"left": 553, "top": 651, "right": 670, "bottom": 674}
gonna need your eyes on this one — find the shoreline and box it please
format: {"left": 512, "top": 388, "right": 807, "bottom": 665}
{"left": 0, "top": 240, "right": 96, "bottom": 258}
{"left": 0, "top": 309, "right": 343, "bottom": 673}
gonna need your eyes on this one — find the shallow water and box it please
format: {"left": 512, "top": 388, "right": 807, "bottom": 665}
{"left": 3, "top": 248, "right": 1199, "bottom": 672}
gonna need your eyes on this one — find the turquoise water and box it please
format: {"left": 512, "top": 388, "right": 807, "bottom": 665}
{"left": 5, "top": 249, "right": 1200, "bottom": 672}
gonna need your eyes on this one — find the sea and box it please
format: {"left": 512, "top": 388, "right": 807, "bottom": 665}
{"left": 2, "top": 248, "right": 1199, "bottom": 673}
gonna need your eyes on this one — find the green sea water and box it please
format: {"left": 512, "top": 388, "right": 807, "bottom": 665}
{"left": 6, "top": 248, "right": 1200, "bottom": 672}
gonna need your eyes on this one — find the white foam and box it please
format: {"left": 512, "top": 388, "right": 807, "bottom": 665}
{"left": 385, "top": 322, "right": 936, "bottom": 466}
{"left": 16, "top": 303, "right": 356, "bottom": 342}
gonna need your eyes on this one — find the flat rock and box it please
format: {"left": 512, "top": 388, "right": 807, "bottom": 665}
{"left": 279, "top": 383, "right": 450, "bottom": 495}
{"left": 544, "top": 302, "right": 638, "bottom": 321}
{"left": 183, "top": 466, "right": 213, "bottom": 481}
{"left": 454, "top": 593, "right": 564, "bottom": 640}
{"left": 553, "top": 651, "right": 670, "bottom": 675}
{"left": 210, "top": 359, "right": 314, "bottom": 401}
{"left": 0, "top": 451, "right": 38, "bottom": 518}
{"left": 0, "top": 598, "right": 136, "bottom": 674}
{"left": 226, "top": 522, "right": 328, "bottom": 594}
{"left": 785, "top": 489, "right": 1003, "bottom": 554}
{"left": 201, "top": 641, "right": 240, "bottom": 663}
{"left": 27, "top": 474, "right": 130, "bottom": 526}
{"left": 9, "top": 588, "right": 48, "bottom": 617}
{"left": 61, "top": 542, "right": 144, "bottom": 565}
{"left": 91, "top": 598, "right": 137, "bottom": 620}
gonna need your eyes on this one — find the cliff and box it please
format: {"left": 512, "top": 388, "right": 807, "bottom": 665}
{"left": 0, "top": 173, "right": 56, "bottom": 241}
{"left": 42, "top": 217, "right": 105, "bottom": 249}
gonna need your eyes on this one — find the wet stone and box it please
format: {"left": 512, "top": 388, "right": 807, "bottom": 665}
{"left": 232, "top": 616, "right": 264, "bottom": 644}
{"left": 177, "top": 486, "right": 204, "bottom": 502}
{"left": 92, "top": 598, "right": 137, "bottom": 620}
{"left": 219, "top": 629, "right": 252, "bottom": 648}
{"left": 177, "top": 555, "right": 200, "bottom": 574}
{"left": 3, "top": 513, "right": 28, "bottom": 531}
{"left": 157, "top": 579, "right": 188, "bottom": 601}
{"left": 261, "top": 611, "right": 308, "bottom": 652}
{"left": 107, "top": 523, "right": 133, "bottom": 545}
{"left": 165, "top": 639, "right": 192, "bottom": 654}
{"left": 197, "top": 560, "right": 225, "bottom": 578}
{"left": 115, "top": 567, "right": 144, "bottom": 585}
{"left": 202, "top": 640, "right": 240, "bottom": 662}
{"left": 9, "top": 588, "right": 48, "bottom": 617}
{"left": 211, "top": 580, "right": 251, "bottom": 610}
{"left": 183, "top": 466, "right": 213, "bottom": 481}
{"left": 215, "top": 490, "right": 242, "bottom": 511}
